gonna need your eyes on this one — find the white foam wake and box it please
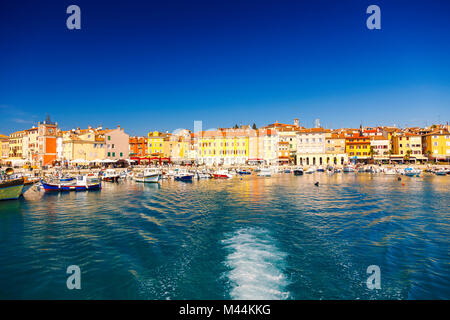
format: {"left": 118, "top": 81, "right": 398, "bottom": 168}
{"left": 222, "top": 228, "right": 290, "bottom": 300}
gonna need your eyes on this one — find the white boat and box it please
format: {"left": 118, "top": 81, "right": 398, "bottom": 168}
{"left": 384, "top": 168, "right": 398, "bottom": 175}
{"left": 343, "top": 164, "right": 356, "bottom": 172}
{"left": 134, "top": 168, "right": 161, "bottom": 183}
{"left": 434, "top": 168, "right": 448, "bottom": 176}
{"left": 102, "top": 169, "right": 120, "bottom": 182}
{"left": 257, "top": 167, "right": 272, "bottom": 176}
{"left": 196, "top": 171, "right": 211, "bottom": 179}
{"left": 304, "top": 166, "right": 316, "bottom": 174}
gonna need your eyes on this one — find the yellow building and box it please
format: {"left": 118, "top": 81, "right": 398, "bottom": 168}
{"left": 8, "top": 130, "right": 25, "bottom": 159}
{"left": 62, "top": 131, "right": 106, "bottom": 162}
{"left": 392, "top": 133, "right": 424, "bottom": 161}
{"left": 147, "top": 131, "right": 168, "bottom": 156}
{"left": 345, "top": 133, "right": 371, "bottom": 160}
{"left": 195, "top": 128, "right": 250, "bottom": 166}
{"left": 422, "top": 128, "right": 450, "bottom": 161}
{"left": 164, "top": 129, "right": 191, "bottom": 163}
{"left": 0, "top": 134, "right": 9, "bottom": 160}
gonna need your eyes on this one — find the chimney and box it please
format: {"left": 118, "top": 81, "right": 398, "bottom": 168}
{"left": 294, "top": 118, "right": 299, "bottom": 127}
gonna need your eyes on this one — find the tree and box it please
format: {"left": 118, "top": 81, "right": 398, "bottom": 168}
{"left": 233, "top": 124, "right": 239, "bottom": 129}
{"left": 252, "top": 123, "right": 257, "bottom": 130}
{"left": 404, "top": 149, "right": 412, "bottom": 162}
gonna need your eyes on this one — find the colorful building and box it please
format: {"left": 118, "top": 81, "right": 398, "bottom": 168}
{"left": 391, "top": 132, "right": 425, "bottom": 162}
{"left": 8, "top": 130, "right": 25, "bottom": 159}
{"left": 194, "top": 128, "right": 250, "bottom": 166}
{"left": 422, "top": 128, "right": 450, "bottom": 161}
{"left": 0, "top": 134, "right": 9, "bottom": 161}
{"left": 148, "top": 131, "right": 169, "bottom": 156}
{"left": 36, "top": 117, "right": 58, "bottom": 166}
{"left": 345, "top": 133, "right": 371, "bottom": 161}
{"left": 104, "top": 126, "right": 129, "bottom": 160}
{"left": 129, "top": 136, "right": 148, "bottom": 157}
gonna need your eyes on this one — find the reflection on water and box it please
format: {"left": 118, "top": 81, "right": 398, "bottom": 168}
{"left": 0, "top": 174, "right": 449, "bottom": 299}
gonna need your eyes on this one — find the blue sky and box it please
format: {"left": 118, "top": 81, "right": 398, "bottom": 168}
{"left": 1, "top": 0, "right": 449, "bottom": 136}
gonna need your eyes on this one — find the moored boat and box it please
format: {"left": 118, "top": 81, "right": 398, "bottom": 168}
{"left": 213, "top": 170, "right": 233, "bottom": 179}
{"left": 257, "top": 167, "right": 272, "bottom": 177}
{"left": 102, "top": 169, "right": 120, "bottom": 182}
{"left": 0, "top": 177, "right": 25, "bottom": 200}
{"left": 343, "top": 164, "right": 356, "bottom": 173}
{"left": 174, "top": 169, "right": 194, "bottom": 181}
{"left": 134, "top": 168, "right": 161, "bottom": 183}
{"left": 304, "top": 166, "right": 315, "bottom": 174}
{"left": 293, "top": 168, "right": 304, "bottom": 176}
{"left": 41, "top": 175, "right": 101, "bottom": 192}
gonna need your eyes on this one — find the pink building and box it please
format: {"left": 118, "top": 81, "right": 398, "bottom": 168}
{"left": 104, "top": 126, "right": 130, "bottom": 160}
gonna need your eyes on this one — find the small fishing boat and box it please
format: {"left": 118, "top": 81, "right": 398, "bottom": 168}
{"left": 316, "top": 165, "right": 325, "bottom": 172}
{"left": 304, "top": 166, "right": 315, "bottom": 174}
{"left": 293, "top": 168, "right": 304, "bottom": 176}
{"left": 0, "top": 168, "right": 24, "bottom": 200}
{"left": 284, "top": 168, "right": 292, "bottom": 173}
{"left": 384, "top": 168, "right": 398, "bottom": 175}
{"left": 102, "top": 169, "right": 120, "bottom": 182}
{"left": 403, "top": 167, "right": 421, "bottom": 177}
{"left": 257, "top": 167, "right": 272, "bottom": 177}
{"left": 41, "top": 175, "right": 101, "bottom": 192}
{"left": 434, "top": 168, "right": 447, "bottom": 176}
{"left": 196, "top": 171, "right": 211, "bottom": 179}
{"left": 134, "top": 168, "right": 161, "bottom": 183}
{"left": 237, "top": 169, "right": 251, "bottom": 175}
{"left": 213, "top": 170, "right": 233, "bottom": 179}
{"left": 343, "top": 164, "right": 356, "bottom": 173}
{"left": 174, "top": 169, "right": 194, "bottom": 182}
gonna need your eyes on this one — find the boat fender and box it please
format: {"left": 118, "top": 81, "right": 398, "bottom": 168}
{"left": 314, "top": 182, "right": 319, "bottom": 187}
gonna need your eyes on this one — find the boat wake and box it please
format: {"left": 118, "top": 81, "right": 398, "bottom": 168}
{"left": 222, "top": 227, "right": 290, "bottom": 300}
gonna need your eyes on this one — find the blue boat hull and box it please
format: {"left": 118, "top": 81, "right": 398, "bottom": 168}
{"left": 175, "top": 175, "right": 193, "bottom": 181}
{"left": 41, "top": 181, "right": 101, "bottom": 192}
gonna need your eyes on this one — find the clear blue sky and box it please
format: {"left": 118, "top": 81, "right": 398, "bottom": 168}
{"left": 1, "top": 0, "right": 449, "bottom": 136}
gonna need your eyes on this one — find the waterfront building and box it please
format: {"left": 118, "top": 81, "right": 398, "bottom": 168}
{"left": 62, "top": 128, "right": 106, "bottom": 162}
{"left": 345, "top": 133, "right": 371, "bottom": 162}
{"left": 323, "top": 132, "right": 348, "bottom": 165}
{"left": 263, "top": 119, "right": 303, "bottom": 164}
{"left": 148, "top": 131, "right": 169, "bottom": 156}
{"left": 129, "top": 136, "right": 148, "bottom": 157}
{"left": 392, "top": 132, "right": 426, "bottom": 162}
{"left": 36, "top": 117, "right": 58, "bottom": 166}
{"left": 422, "top": 128, "right": 450, "bottom": 161}
{"left": 23, "top": 127, "right": 39, "bottom": 165}
{"left": 104, "top": 126, "right": 129, "bottom": 160}
{"left": 165, "top": 129, "right": 191, "bottom": 164}
{"left": 370, "top": 136, "right": 390, "bottom": 161}
{"left": 194, "top": 128, "right": 250, "bottom": 166}
{"left": 296, "top": 128, "right": 337, "bottom": 166}
{"left": 0, "top": 134, "right": 9, "bottom": 162}
{"left": 8, "top": 130, "right": 25, "bottom": 160}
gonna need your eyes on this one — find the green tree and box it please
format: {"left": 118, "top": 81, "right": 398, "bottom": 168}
{"left": 252, "top": 123, "right": 257, "bottom": 130}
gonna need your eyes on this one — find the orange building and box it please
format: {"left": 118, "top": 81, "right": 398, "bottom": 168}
{"left": 129, "top": 136, "right": 148, "bottom": 157}
{"left": 36, "top": 116, "right": 58, "bottom": 166}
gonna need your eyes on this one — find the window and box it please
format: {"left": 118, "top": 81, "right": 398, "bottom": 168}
{"left": 108, "top": 136, "right": 111, "bottom": 140}
{"left": 112, "top": 152, "right": 115, "bottom": 157}
{"left": 107, "top": 152, "right": 111, "bottom": 156}
{"left": 120, "top": 152, "right": 123, "bottom": 157}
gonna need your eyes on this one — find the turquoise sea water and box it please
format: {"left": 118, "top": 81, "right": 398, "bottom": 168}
{"left": 0, "top": 173, "right": 449, "bottom": 299}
